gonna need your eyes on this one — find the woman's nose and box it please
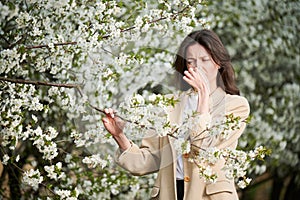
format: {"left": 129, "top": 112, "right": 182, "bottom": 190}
{"left": 196, "top": 60, "right": 203, "bottom": 69}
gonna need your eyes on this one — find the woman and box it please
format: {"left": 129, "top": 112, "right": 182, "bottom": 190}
{"left": 102, "top": 29, "right": 250, "bottom": 200}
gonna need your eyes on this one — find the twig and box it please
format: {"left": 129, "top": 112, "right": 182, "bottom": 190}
{"left": 25, "top": 41, "right": 77, "bottom": 50}
{"left": 0, "top": 76, "right": 81, "bottom": 89}
{"left": 191, "top": 118, "right": 247, "bottom": 142}
{"left": 167, "top": 132, "right": 206, "bottom": 151}
{"left": 87, "top": 102, "right": 149, "bottom": 128}
{"left": 11, "top": 163, "right": 24, "bottom": 172}
{"left": 0, "top": 35, "right": 11, "bottom": 46}
{"left": 40, "top": 182, "right": 57, "bottom": 196}
{"left": 100, "top": 47, "right": 118, "bottom": 57}
{"left": 0, "top": 147, "right": 22, "bottom": 185}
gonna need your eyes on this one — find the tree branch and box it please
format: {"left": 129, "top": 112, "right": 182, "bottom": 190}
{"left": 0, "top": 76, "right": 81, "bottom": 89}
{"left": 25, "top": 41, "right": 78, "bottom": 50}
{"left": 87, "top": 102, "right": 148, "bottom": 127}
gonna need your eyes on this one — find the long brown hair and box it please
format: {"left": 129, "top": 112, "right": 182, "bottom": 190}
{"left": 173, "top": 29, "right": 240, "bottom": 95}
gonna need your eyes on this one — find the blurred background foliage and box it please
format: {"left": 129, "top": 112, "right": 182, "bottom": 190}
{"left": 201, "top": 0, "right": 300, "bottom": 199}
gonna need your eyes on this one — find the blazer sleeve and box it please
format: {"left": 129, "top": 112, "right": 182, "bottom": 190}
{"left": 114, "top": 129, "right": 161, "bottom": 176}
{"left": 190, "top": 96, "right": 250, "bottom": 150}
{"left": 216, "top": 96, "right": 250, "bottom": 149}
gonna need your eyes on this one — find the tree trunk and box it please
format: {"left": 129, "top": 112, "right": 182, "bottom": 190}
{"left": 271, "top": 175, "right": 283, "bottom": 200}
{"left": 284, "top": 175, "right": 300, "bottom": 200}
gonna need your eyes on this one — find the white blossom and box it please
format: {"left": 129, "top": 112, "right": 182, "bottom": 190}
{"left": 22, "top": 169, "right": 43, "bottom": 191}
{"left": 2, "top": 154, "right": 9, "bottom": 165}
{"left": 44, "top": 162, "right": 65, "bottom": 181}
{"left": 32, "top": 115, "right": 38, "bottom": 123}
{"left": 82, "top": 154, "right": 111, "bottom": 169}
{"left": 237, "top": 180, "right": 247, "bottom": 189}
{"left": 55, "top": 189, "right": 71, "bottom": 199}
{"left": 31, "top": 126, "right": 59, "bottom": 160}
{"left": 16, "top": 155, "right": 20, "bottom": 162}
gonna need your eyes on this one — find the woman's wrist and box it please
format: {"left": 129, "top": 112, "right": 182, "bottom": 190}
{"left": 197, "top": 107, "right": 209, "bottom": 114}
{"left": 196, "top": 92, "right": 209, "bottom": 114}
{"left": 113, "top": 133, "right": 131, "bottom": 151}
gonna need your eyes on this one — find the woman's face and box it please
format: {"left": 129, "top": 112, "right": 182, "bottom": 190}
{"left": 185, "top": 43, "right": 219, "bottom": 84}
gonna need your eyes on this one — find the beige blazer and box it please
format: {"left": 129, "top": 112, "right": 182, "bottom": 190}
{"left": 115, "top": 87, "right": 250, "bottom": 200}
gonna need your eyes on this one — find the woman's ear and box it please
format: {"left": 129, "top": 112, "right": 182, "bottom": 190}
{"left": 218, "top": 66, "right": 224, "bottom": 73}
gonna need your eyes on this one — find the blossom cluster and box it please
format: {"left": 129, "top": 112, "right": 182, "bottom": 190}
{"left": 192, "top": 145, "right": 270, "bottom": 188}
{"left": 22, "top": 169, "right": 43, "bottom": 191}
{"left": 31, "top": 126, "right": 59, "bottom": 160}
{"left": 1, "top": 83, "right": 44, "bottom": 149}
{"left": 44, "top": 162, "right": 66, "bottom": 181}
{"left": 82, "top": 154, "right": 112, "bottom": 169}
{"left": 118, "top": 93, "right": 178, "bottom": 140}
{"left": 223, "top": 146, "right": 269, "bottom": 189}
{"left": 174, "top": 138, "right": 191, "bottom": 155}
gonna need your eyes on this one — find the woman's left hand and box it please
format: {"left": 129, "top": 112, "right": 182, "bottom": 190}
{"left": 183, "top": 67, "right": 210, "bottom": 114}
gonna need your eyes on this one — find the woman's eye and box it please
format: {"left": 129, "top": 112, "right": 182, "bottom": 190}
{"left": 187, "top": 60, "right": 196, "bottom": 65}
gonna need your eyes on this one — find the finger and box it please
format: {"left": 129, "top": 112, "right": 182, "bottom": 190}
{"left": 184, "top": 70, "right": 202, "bottom": 88}
{"left": 183, "top": 75, "right": 192, "bottom": 82}
{"left": 104, "top": 108, "right": 115, "bottom": 118}
{"left": 102, "top": 117, "right": 110, "bottom": 124}
{"left": 188, "top": 67, "right": 196, "bottom": 74}
{"left": 108, "top": 108, "right": 115, "bottom": 118}
{"left": 187, "top": 68, "right": 195, "bottom": 78}
{"left": 184, "top": 70, "right": 194, "bottom": 80}
{"left": 183, "top": 76, "right": 196, "bottom": 88}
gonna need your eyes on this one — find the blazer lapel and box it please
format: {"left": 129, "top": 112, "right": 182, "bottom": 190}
{"left": 168, "top": 91, "right": 189, "bottom": 125}
{"left": 166, "top": 91, "right": 189, "bottom": 186}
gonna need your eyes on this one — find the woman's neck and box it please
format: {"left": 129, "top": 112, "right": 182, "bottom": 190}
{"left": 209, "top": 81, "right": 218, "bottom": 95}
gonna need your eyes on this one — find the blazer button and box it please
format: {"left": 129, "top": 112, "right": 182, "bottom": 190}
{"left": 184, "top": 176, "right": 190, "bottom": 182}
{"left": 183, "top": 153, "right": 189, "bottom": 158}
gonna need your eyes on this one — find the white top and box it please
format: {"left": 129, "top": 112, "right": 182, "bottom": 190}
{"left": 176, "top": 92, "right": 198, "bottom": 180}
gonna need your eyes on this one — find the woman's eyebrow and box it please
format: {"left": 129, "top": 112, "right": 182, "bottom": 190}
{"left": 198, "top": 55, "right": 210, "bottom": 58}
{"left": 186, "top": 56, "right": 209, "bottom": 59}
{"left": 186, "top": 57, "right": 196, "bottom": 60}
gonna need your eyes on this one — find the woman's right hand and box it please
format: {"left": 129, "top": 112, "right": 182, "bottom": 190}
{"left": 102, "top": 108, "right": 125, "bottom": 137}
{"left": 102, "top": 108, "right": 131, "bottom": 150}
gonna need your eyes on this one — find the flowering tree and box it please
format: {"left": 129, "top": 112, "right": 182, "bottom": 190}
{"left": 0, "top": 0, "right": 269, "bottom": 199}
{"left": 201, "top": 0, "right": 300, "bottom": 199}
{"left": 0, "top": 0, "right": 206, "bottom": 199}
